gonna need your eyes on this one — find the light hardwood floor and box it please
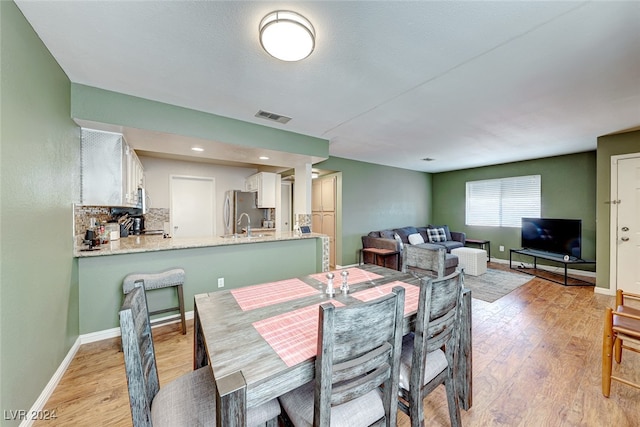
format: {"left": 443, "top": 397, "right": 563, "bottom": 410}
{"left": 34, "top": 264, "right": 640, "bottom": 426}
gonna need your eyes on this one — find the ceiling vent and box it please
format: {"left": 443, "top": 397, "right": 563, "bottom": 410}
{"left": 255, "top": 110, "right": 291, "bottom": 124}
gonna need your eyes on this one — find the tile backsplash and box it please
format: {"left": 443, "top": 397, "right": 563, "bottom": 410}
{"left": 74, "top": 205, "right": 169, "bottom": 244}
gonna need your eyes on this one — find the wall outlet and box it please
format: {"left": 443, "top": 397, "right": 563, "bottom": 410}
{"left": 499, "top": 245, "right": 505, "bottom": 252}
{"left": 217, "top": 277, "right": 224, "bottom": 288}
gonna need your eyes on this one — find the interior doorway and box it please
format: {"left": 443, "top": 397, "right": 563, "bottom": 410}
{"left": 610, "top": 154, "right": 640, "bottom": 293}
{"left": 170, "top": 175, "right": 216, "bottom": 238}
{"left": 312, "top": 176, "right": 337, "bottom": 269}
{"left": 280, "top": 182, "right": 292, "bottom": 231}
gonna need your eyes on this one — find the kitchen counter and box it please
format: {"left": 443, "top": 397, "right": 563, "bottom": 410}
{"left": 74, "top": 230, "right": 323, "bottom": 257}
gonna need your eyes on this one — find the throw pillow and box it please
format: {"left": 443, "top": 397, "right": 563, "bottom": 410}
{"left": 427, "top": 227, "right": 447, "bottom": 243}
{"left": 429, "top": 225, "right": 452, "bottom": 241}
{"left": 408, "top": 233, "right": 425, "bottom": 245}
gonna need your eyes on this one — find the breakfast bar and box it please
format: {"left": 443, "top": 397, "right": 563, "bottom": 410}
{"left": 75, "top": 232, "right": 330, "bottom": 334}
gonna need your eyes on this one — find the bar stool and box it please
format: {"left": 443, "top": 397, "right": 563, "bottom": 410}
{"left": 122, "top": 268, "right": 187, "bottom": 335}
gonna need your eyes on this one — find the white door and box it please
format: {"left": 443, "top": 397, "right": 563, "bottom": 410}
{"left": 170, "top": 175, "right": 215, "bottom": 238}
{"left": 280, "top": 182, "right": 292, "bottom": 231}
{"left": 615, "top": 156, "right": 640, "bottom": 293}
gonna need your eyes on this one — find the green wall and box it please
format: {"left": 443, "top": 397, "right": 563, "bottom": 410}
{"left": 596, "top": 130, "right": 640, "bottom": 288}
{"left": 315, "top": 157, "right": 432, "bottom": 266}
{"left": 1, "top": 2, "right": 79, "bottom": 422}
{"left": 431, "top": 151, "right": 597, "bottom": 276}
{"left": 71, "top": 83, "right": 329, "bottom": 159}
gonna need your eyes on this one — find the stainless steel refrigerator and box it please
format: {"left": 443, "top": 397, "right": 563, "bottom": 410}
{"left": 223, "top": 190, "right": 265, "bottom": 235}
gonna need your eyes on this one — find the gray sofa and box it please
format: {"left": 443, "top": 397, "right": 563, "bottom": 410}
{"left": 362, "top": 225, "right": 465, "bottom": 272}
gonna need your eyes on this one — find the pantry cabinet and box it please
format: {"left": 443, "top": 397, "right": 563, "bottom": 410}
{"left": 81, "top": 128, "right": 144, "bottom": 207}
{"left": 312, "top": 176, "right": 336, "bottom": 268}
{"left": 245, "top": 172, "right": 277, "bottom": 208}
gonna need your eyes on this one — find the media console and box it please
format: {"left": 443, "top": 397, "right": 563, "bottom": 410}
{"left": 509, "top": 248, "right": 595, "bottom": 286}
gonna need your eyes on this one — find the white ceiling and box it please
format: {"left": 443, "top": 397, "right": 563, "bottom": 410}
{"left": 16, "top": 1, "right": 640, "bottom": 173}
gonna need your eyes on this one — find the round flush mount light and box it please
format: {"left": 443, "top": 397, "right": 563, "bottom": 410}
{"left": 259, "top": 11, "right": 315, "bottom": 62}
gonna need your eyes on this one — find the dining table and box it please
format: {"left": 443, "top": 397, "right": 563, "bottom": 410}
{"left": 193, "top": 264, "right": 472, "bottom": 426}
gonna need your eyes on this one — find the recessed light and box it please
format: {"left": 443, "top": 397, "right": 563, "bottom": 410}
{"left": 259, "top": 156, "right": 270, "bottom": 160}
{"left": 421, "top": 157, "right": 435, "bottom": 161}
{"left": 191, "top": 147, "right": 204, "bottom": 152}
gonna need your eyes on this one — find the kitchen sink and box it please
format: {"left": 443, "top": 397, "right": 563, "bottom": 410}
{"left": 220, "top": 233, "right": 266, "bottom": 239}
{"left": 220, "top": 234, "right": 242, "bottom": 239}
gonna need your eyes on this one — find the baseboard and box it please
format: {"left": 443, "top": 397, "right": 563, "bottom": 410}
{"left": 21, "top": 310, "right": 195, "bottom": 426}
{"left": 19, "top": 337, "right": 81, "bottom": 427}
{"left": 80, "top": 310, "right": 195, "bottom": 344}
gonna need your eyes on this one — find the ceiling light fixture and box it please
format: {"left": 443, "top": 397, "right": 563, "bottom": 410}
{"left": 259, "top": 156, "right": 270, "bottom": 160}
{"left": 259, "top": 11, "right": 315, "bottom": 62}
{"left": 191, "top": 147, "right": 204, "bottom": 152}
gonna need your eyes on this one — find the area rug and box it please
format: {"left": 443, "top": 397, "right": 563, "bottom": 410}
{"left": 463, "top": 268, "right": 533, "bottom": 303}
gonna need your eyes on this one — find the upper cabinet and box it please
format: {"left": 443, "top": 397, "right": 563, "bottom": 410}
{"left": 81, "top": 128, "right": 144, "bottom": 207}
{"left": 245, "top": 172, "right": 277, "bottom": 208}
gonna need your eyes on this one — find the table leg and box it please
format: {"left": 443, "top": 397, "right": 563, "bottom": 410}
{"left": 193, "top": 303, "right": 207, "bottom": 370}
{"left": 216, "top": 371, "right": 247, "bottom": 427}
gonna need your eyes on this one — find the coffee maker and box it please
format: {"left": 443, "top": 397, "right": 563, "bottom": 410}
{"left": 132, "top": 216, "right": 144, "bottom": 235}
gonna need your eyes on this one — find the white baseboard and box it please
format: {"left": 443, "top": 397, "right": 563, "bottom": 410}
{"left": 21, "top": 310, "right": 195, "bottom": 426}
{"left": 19, "top": 338, "right": 81, "bottom": 427}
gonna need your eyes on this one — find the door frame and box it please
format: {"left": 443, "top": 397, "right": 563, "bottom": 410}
{"left": 609, "top": 153, "right": 640, "bottom": 293}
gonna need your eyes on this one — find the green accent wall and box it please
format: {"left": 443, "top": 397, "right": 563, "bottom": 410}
{"left": 596, "top": 130, "right": 640, "bottom": 288}
{"left": 315, "top": 157, "right": 432, "bottom": 266}
{"left": 71, "top": 83, "right": 329, "bottom": 158}
{"left": 1, "top": 2, "right": 79, "bottom": 421}
{"left": 432, "top": 152, "right": 597, "bottom": 276}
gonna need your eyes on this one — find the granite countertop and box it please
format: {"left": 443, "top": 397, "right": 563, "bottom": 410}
{"left": 74, "top": 231, "right": 323, "bottom": 257}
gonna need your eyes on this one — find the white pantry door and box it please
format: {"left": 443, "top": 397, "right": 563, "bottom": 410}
{"left": 170, "top": 175, "right": 215, "bottom": 238}
{"left": 615, "top": 156, "right": 640, "bottom": 293}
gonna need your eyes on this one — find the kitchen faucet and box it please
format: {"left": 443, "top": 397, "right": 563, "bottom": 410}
{"left": 237, "top": 212, "right": 251, "bottom": 237}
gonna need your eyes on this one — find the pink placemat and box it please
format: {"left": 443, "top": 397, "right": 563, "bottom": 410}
{"left": 253, "top": 300, "right": 344, "bottom": 367}
{"left": 231, "top": 278, "right": 320, "bottom": 311}
{"left": 309, "top": 267, "right": 384, "bottom": 286}
{"left": 351, "top": 281, "right": 419, "bottom": 315}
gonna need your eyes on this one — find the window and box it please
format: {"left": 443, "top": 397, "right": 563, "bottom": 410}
{"left": 466, "top": 175, "right": 540, "bottom": 227}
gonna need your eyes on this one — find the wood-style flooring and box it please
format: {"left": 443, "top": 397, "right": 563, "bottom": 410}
{"left": 34, "top": 263, "right": 640, "bottom": 426}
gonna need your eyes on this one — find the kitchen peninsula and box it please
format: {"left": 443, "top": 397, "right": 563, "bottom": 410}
{"left": 76, "top": 232, "right": 330, "bottom": 335}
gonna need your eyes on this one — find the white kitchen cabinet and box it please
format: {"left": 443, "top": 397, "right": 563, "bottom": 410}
{"left": 245, "top": 172, "right": 277, "bottom": 208}
{"left": 81, "top": 128, "right": 144, "bottom": 207}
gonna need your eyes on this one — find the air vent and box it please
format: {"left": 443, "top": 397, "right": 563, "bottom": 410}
{"left": 255, "top": 110, "right": 292, "bottom": 124}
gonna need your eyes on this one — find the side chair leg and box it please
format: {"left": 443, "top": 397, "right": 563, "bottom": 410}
{"left": 177, "top": 284, "right": 186, "bottom": 335}
{"left": 602, "top": 309, "right": 614, "bottom": 397}
{"left": 445, "top": 378, "right": 462, "bottom": 427}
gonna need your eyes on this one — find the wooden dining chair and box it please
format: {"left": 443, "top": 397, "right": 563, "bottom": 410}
{"left": 398, "top": 270, "right": 464, "bottom": 427}
{"left": 119, "top": 284, "right": 281, "bottom": 427}
{"left": 602, "top": 289, "right": 640, "bottom": 397}
{"left": 279, "top": 286, "right": 406, "bottom": 427}
{"left": 402, "top": 244, "right": 450, "bottom": 278}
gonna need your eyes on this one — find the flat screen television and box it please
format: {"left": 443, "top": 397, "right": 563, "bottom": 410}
{"left": 521, "top": 218, "right": 582, "bottom": 259}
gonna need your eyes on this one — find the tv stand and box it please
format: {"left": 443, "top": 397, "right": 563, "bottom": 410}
{"left": 509, "top": 249, "right": 595, "bottom": 286}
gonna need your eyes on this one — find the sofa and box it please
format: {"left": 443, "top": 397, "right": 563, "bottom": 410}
{"left": 361, "top": 225, "right": 465, "bottom": 272}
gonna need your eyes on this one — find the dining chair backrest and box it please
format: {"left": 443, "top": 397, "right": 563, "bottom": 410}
{"left": 415, "top": 270, "right": 463, "bottom": 358}
{"left": 402, "top": 270, "right": 464, "bottom": 426}
{"left": 119, "top": 285, "right": 160, "bottom": 427}
{"left": 402, "top": 244, "right": 447, "bottom": 278}
{"left": 315, "top": 286, "right": 405, "bottom": 427}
